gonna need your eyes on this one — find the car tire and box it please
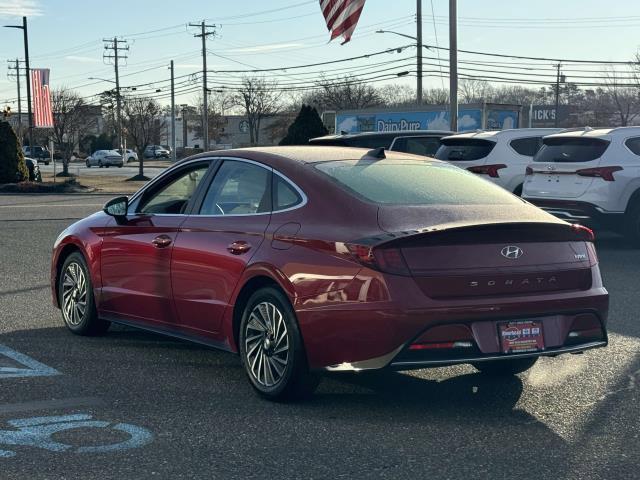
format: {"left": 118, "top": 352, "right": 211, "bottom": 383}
{"left": 98, "top": 161, "right": 103, "bottom": 168}
{"left": 513, "top": 184, "right": 523, "bottom": 196}
{"left": 58, "top": 252, "right": 110, "bottom": 336}
{"left": 86, "top": 160, "right": 91, "bottom": 168}
{"left": 239, "top": 287, "right": 319, "bottom": 401}
{"left": 624, "top": 201, "right": 640, "bottom": 247}
{"left": 473, "top": 357, "right": 538, "bottom": 376}
{"left": 44, "top": 161, "right": 50, "bottom": 166}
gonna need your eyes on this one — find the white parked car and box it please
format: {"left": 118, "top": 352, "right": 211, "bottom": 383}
{"left": 85, "top": 150, "right": 124, "bottom": 168}
{"left": 524, "top": 126, "right": 640, "bottom": 242}
{"left": 143, "top": 145, "right": 170, "bottom": 159}
{"left": 434, "top": 128, "right": 562, "bottom": 195}
{"left": 119, "top": 149, "right": 138, "bottom": 162}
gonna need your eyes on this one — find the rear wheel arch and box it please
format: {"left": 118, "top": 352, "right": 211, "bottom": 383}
{"left": 624, "top": 187, "right": 640, "bottom": 214}
{"left": 232, "top": 276, "right": 284, "bottom": 352}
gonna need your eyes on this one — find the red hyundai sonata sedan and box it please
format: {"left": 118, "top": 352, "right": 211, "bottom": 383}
{"left": 51, "top": 146, "right": 608, "bottom": 400}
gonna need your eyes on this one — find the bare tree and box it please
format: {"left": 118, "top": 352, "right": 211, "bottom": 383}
{"left": 377, "top": 83, "right": 417, "bottom": 107}
{"left": 604, "top": 69, "right": 640, "bottom": 126}
{"left": 51, "top": 87, "right": 97, "bottom": 176}
{"left": 458, "top": 79, "right": 492, "bottom": 104}
{"left": 423, "top": 88, "right": 449, "bottom": 105}
{"left": 190, "top": 91, "right": 237, "bottom": 146}
{"left": 309, "top": 75, "right": 383, "bottom": 111}
{"left": 235, "top": 77, "right": 282, "bottom": 146}
{"left": 122, "top": 96, "right": 165, "bottom": 179}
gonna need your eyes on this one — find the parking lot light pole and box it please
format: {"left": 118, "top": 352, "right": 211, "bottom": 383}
{"left": 376, "top": 29, "right": 426, "bottom": 105}
{"left": 449, "top": 0, "right": 458, "bottom": 132}
{"left": 4, "top": 16, "right": 33, "bottom": 149}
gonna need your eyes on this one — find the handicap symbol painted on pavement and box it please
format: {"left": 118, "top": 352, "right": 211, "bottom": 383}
{"left": 0, "top": 414, "right": 154, "bottom": 458}
{"left": 0, "top": 344, "right": 60, "bottom": 379}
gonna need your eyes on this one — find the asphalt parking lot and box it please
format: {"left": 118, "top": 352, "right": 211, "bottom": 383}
{"left": 0, "top": 194, "right": 638, "bottom": 480}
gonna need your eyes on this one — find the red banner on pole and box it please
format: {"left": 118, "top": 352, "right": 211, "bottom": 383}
{"left": 31, "top": 68, "right": 54, "bottom": 128}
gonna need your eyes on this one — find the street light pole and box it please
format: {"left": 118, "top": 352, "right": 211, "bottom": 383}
{"left": 170, "top": 60, "right": 176, "bottom": 162}
{"left": 449, "top": 0, "right": 458, "bottom": 131}
{"left": 416, "top": 0, "right": 423, "bottom": 105}
{"left": 4, "top": 17, "right": 33, "bottom": 147}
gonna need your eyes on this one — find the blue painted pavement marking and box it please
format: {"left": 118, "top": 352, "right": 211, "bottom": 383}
{"left": 0, "top": 344, "right": 60, "bottom": 379}
{"left": 0, "top": 414, "right": 154, "bottom": 458}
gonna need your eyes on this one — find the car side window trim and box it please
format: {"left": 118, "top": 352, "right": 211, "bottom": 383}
{"left": 623, "top": 136, "right": 640, "bottom": 156}
{"left": 272, "top": 170, "right": 308, "bottom": 213}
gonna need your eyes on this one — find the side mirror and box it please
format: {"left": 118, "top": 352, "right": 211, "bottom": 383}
{"left": 103, "top": 196, "right": 129, "bottom": 217}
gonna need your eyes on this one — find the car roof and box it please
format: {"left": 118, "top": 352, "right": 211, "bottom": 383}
{"left": 543, "top": 126, "right": 640, "bottom": 140}
{"left": 442, "top": 128, "right": 564, "bottom": 142}
{"left": 312, "top": 130, "right": 453, "bottom": 141}
{"left": 188, "top": 145, "right": 444, "bottom": 166}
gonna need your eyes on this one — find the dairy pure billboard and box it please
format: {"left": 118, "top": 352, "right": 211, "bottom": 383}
{"left": 335, "top": 107, "right": 519, "bottom": 134}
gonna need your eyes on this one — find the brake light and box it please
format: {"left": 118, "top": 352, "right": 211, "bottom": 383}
{"left": 346, "top": 244, "right": 411, "bottom": 276}
{"left": 571, "top": 224, "right": 595, "bottom": 242}
{"left": 467, "top": 164, "right": 507, "bottom": 178}
{"left": 576, "top": 166, "right": 622, "bottom": 181}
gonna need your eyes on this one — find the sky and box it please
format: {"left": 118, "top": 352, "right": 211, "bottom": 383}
{"left": 0, "top": 0, "right": 639, "bottom": 109}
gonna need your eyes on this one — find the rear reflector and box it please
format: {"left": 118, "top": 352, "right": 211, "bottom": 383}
{"left": 467, "top": 164, "right": 507, "bottom": 178}
{"left": 409, "top": 341, "right": 473, "bottom": 351}
{"left": 576, "top": 166, "right": 623, "bottom": 181}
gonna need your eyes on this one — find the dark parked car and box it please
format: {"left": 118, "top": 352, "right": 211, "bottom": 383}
{"left": 22, "top": 146, "right": 51, "bottom": 165}
{"left": 51, "top": 146, "right": 608, "bottom": 401}
{"left": 24, "top": 157, "right": 42, "bottom": 182}
{"left": 309, "top": 130, "right": 453, "bottom": 157}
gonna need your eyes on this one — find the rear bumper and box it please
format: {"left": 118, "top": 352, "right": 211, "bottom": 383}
{"left": 526, "top": 198, "right": 624, "bottom": 229}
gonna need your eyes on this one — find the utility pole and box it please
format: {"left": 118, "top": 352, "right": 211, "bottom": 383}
{"left": 416, "top": 0, "right": 423, "bottom": 105}
{"left": 181, "top": 104, "right": 188, "bottom": 152}
{"left": 449, "top": 0, "right": 458, "bottom": 131}
{"left": 189, "top": 21, "right": 217, "bottom": 151}
{"left": 7, "top": 59, "right": 23, "bottom": 141}
{"left": 170, "top": 60, "right": 176, "bottom": 162}
{"left": 554, "top": 63, "right": 562, "bottom": 128}
{"left": 103, "top": 37, "right": 129, "bottom": 154}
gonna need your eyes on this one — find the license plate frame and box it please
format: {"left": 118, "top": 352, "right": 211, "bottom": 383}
{"left": 498, "top": 320, "right": 545, "bottom": 355}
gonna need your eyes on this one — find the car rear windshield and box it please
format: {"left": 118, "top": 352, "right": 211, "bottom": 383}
{"left": 434, "top": 138, "right": 496, "bottom": 161}
{"left": 314, "top": 160, "right": 521, "bottom": 205}
{"left": 534, "top": 137, "right": 610, "bottom": 163}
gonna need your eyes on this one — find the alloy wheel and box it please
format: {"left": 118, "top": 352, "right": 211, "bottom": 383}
{"left": 62, "top": 262, "right": 87, "bottom": 326}
{"left": 244, "top": 301, "right": 290, "bottom": 388}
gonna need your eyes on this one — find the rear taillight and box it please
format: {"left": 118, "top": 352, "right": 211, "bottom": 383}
{"left": 467, "top": 164, "right": 507, "bottom": 178}
{"left": 346, "top": 244, "right": 411, "bottom": 276}
{"left": 576, "top": 166, "right": 622, "bottom": 181}
{"left": 571, "top": 223, "right": 595, "bottom": 242}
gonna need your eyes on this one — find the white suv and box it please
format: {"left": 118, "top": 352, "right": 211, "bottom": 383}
{"left": 435, "top": 128, "right": 562, "bottom": 195}
{"left": 523, "top": 127, "right": 640, "bottom": 242}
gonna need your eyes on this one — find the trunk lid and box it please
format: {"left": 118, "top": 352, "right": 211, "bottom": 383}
{"left": 377, "top": 205, "right": 593, "bottom": 299}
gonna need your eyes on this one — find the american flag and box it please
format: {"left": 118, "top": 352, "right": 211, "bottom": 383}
{"left": 320, "top": 0, "right": 366, "bottom": 44}
{"left": 31, "top": 68, "right": 54, "bottom": 128}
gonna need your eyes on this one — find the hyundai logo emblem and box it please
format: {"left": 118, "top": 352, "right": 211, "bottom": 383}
{"left": 501, "top": 246, "right": 524, "bottom": 259}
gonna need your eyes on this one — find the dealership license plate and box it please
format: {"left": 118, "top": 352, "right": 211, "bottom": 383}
{"left": 498, "top": 321, "right": 544, "bottom": 354}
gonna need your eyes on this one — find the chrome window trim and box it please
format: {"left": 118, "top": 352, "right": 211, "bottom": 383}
{"left": 128, "top": 156, "right": 308, "bottom": 218}
{"left": 195, "top": 156, "right": 308, "bottom": 218}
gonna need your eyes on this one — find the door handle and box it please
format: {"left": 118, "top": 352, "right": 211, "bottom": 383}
{"left": 227, "top": 241, "right": 252, "bottom": 255}
{"left": 151, "top": 235, "right": 173, "bottom": 248}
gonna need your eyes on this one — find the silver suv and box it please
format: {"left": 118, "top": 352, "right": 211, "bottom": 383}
{"left": 523, "top": 127, "right": 640, "bottom": 242}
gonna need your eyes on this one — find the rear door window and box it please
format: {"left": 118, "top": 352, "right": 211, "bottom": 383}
{"left": 434, "top": 138, "right": 496, "bottom": 161}
{"left": 391, "top": 137, "right": 442, "bottom": 157}
{"left": 534, "top": 137, "right": 610, "bottom": 163}
{"left": 510, "top": 137, "right": 543, "bottom": 157}
{"left": 625, "top": 137, "right": 640, "bottom": 155}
